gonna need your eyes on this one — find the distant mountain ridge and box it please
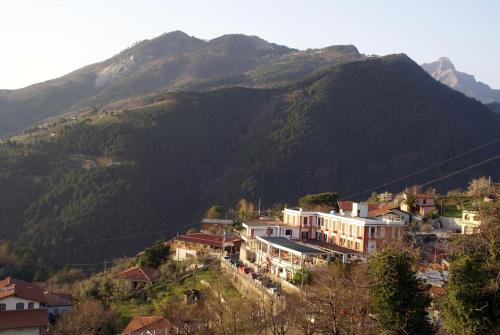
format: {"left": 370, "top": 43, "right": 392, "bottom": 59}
{"left": 422, "top": 57, "right": 500, "bottom": 104}
{"left": 0, "top": 31, "right": 364, "bottom": 137}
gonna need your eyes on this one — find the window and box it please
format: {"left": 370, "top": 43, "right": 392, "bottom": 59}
{"left": 285, "top": 229, "right": 292, "bottom": 236}
{"left": 28, "top": 302, "right": 34, "bottom": 309}
{"left": 0, "top": 303, "right": 6, "bottom": 311}
{"left": 423, "top": 199, "right": 427, "bottom": 205}
{"left": 16, "top": 302, "right": 25, "bottom": 310}
{"left": 369, "top": 227, "right": 376, "bottom": 238}
{"left": 303, "top": 217, "right": 308, "bottom": 225}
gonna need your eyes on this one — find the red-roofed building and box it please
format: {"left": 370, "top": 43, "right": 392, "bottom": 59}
{"left": 0, "top": 277, "right": 48, "bottom": 335}
{"left": 400, "top": 191, "right": 436, "bottom": 216}
{"left": 43, "top": 292, "right": 73, "bottom": 320}
{"left": 122, "top": 316, "right": 173, "bottom": 335}
{"left": 118, "top": 267, "right": 160, "bottom": 285}
{"left": 169, "top": 233, "right": 242, "bottom": 261}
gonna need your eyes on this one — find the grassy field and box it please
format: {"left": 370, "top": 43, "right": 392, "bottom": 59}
{"left": 112, "top": 266, "right": 241, "bottom": 328}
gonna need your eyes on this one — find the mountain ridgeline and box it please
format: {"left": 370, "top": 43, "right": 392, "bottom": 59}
{"left": 0, "top": 54, "right": 499, "bottom": 271}
{"left": 0, "top": 31, "right": 363, "bottom": 137}
{"left": 422, "top": 57, "right": 500, "bottom": 104}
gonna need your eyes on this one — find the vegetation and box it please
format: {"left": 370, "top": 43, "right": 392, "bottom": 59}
{"left": 298, "top": 192, "right": 339, "bottom": 211}
{"left": 137, "top": 241, "right": 170, "bottom": 268}
{"left": 368, "top": 248, "right": 434, "bottom": 334}
{"left": 442, "top": 205, "right": 500, "bottom": 334}
{"left": 0, "top": 54, "right": 499, "bottom": 274}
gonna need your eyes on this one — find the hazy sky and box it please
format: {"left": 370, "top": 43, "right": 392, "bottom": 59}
{"left": 1, "top": 0, "right": 499, "bottom": 89}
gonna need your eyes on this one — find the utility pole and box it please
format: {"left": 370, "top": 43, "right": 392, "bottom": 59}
{"left": 104, "top": 260, "right": 107, "bottom": 273}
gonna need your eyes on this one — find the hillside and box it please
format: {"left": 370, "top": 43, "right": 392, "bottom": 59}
{"left": 0, "top": 31, "right": 364, "bottom": 137}
{"left": 1, "top": 54, "right": 499, "bottom": 271}
{"left": 422, "top": 57, "right": 500, "bottom": 104}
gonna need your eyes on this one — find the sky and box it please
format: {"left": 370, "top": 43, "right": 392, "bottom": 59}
{"left": 1, "top": 0, "right": 499, "bottom": 89}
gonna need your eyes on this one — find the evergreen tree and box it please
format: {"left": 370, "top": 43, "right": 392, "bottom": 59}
{"left": 369, "top": 248, "right": 433, "bottom": 335}
{"left": 442, "top": 205, "right": 500, "bottom": 334}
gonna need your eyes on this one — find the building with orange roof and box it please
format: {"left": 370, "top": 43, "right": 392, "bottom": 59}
{"left": 121, "top": 316, "right": 173, "bottom": 335}
{"left": 118, "top": 267, "right": 160, "bottom": 287}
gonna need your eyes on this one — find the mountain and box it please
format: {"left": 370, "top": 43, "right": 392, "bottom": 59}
{"left": 488, "top": 102, "right": 500, "bottom": 115}
{"left": 422, "top": 57, "right": 500, "bottom": 104}
{"left": 1, "top": 54, "right": 499, "bottom": 271}
{"left": 0, "top": 31, "right": 364, "bottom": 137}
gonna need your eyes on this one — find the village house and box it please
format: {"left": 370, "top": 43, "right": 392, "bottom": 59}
{"left": 400, "top": 191, "right": 436, "bottom": 216}
{"left": 461, "top": 210, "right": 481, "bottom": 234}
{"left": 43, "top": 292, "right": 73, "bottom": 322}
{"left": 118, "top": 267, "right": 160, "bottom": 287}
{"left": 169, "top": 233, "right": 242, "bottom": 261}
{"left": 0, "top": 277, "right": 49, "bottom": 335}
{"left": 122, "top": 316, "right": 173, "bottom": 335}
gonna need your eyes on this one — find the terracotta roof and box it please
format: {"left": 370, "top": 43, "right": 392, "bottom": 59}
{"left": 122, "top": 316, "right": 171, "bottom": 334}
{"left": 429, "top": 286, "right": 446, "bottom": 296}
{"left": 118, "top": 267, "right": 159, "bottom": 282}
{"left": 368, "top": 206, "right": 397, "bottom": 218}
{"left": 338, "top": 201, "right": 378, "bottom": 212}
{"left": 338, "top": 201, "right": 353, "bottom": 211}
{"left": 43, "top": 292, "right": 73, "bottom": 307}
{"left": 174, "top": 233, "right": 242, "bottom": 248}
{"left": 0, "top": 277, "right": 46, "bottom": 303}
{"left": 0, "top": 309, "right": 49, "bottom": 330}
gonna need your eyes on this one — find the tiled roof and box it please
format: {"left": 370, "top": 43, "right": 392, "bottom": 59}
{"left": 122, "top": 316, "right": 171, "bottom": 334}
{"left": 368, "top": 206, "right": 397, "bottom": 217}
{"left": 338, "top": 201, "right": 378, "bottom": 212}
{"left": 338, "top": 201, "right": 353, "bottom": 211}
{"left": 43, "top": 292, "right": 73, "bottom": 307}
{"left": 118, "top": 267, "right": 159, "bottom": 282}
{"left": 0, "top": 277, "right": 46, "bottom": 303}
{"left": 174, "top": 233, "right": 242, "bottom": 247}
{"left": 429, "top": 286, "right": 446, "bottom": 296}
{"left": 0, "top": 309, "right": 49, "bottom": 330}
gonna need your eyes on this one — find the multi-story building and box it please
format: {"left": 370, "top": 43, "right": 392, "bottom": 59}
{"left": 0, "top": 277, "right": 48, "bottom": 335}
{"left": 239, "top": 202, "right": 405, "bottom": 275}
{"left": 282, "top": 203, "right": 405, "bottom": 254}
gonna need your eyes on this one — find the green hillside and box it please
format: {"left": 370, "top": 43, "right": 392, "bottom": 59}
{"left": 0, "top": 54, "right": 499, "bottom": 272}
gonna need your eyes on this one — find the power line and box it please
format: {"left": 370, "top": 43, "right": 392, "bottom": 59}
{"left": 344, "top": 137, "right": 500, "bottom": 199}
{"left": 419, "top": 154, "right": 500, "bottom": 188}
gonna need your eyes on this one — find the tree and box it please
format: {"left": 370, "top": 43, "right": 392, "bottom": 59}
{"left": 138, "top": 240, "right": 170, "bottom": 268}
{"left": 235, "top": 198, "right": 256, "bottom": 223}
{"left": 442, "top": 205, "right": 500, "bottom": 334}
{"left": 466, "top": 177, "right": 491, "bottom": 198}
{"left": 302, "top": 262, "right": 377, "bottom": 335}
{"left": 204, "top": 205, "right": 225, "bottom": 219}
{"left": 377, "top": 192, "right": 394, "bottom": 205}
{"left": 49, "top": 299, "right": 117, "bottom": 335}
{"left": 298, "top": 192, "right": 339, "bottom": 212}
{"left": 368, "top": 248, "right": 433, "bottom": 335}
{"left": 368, "top": 192, "right": 378, "bottom": 204}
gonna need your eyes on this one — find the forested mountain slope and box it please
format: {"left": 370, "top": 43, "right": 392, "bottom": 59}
{"left": 0, "top": 31, "right": 363, "bottom": 137}
{"left": 0, "top": 54, "right": 499, "bottom": 270}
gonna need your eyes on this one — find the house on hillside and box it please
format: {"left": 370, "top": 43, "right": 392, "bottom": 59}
{"left": 43, "top": 292, "right": 73, "bottom": 322}
{"left": 461, "top": 210, "right": 481, "bottom": 234}
{"left": 118, "top": 267, "right": 160, "bottom": 287}
{"left": 0, "top": 277, "right": 48, "bottom": 335}
{"left": 122, "top": 316, "right": 173, "bottom": 335}
{"left": 400, "top": 191, "right": 436, "bottom": 216}
{"left": 169, "top": 233, "right": 242, "bottom": 261}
